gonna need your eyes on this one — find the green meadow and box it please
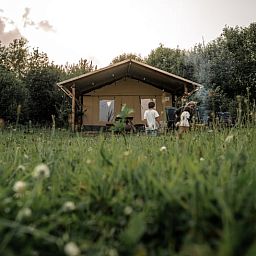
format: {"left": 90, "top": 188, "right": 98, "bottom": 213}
{"left": 1, "top": 128, "right": 256, "bottom": 256}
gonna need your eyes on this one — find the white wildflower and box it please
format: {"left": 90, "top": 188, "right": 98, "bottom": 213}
{"left": 17, "top": 165, "right": 26, "bottom": 171}
{"left": 32, "top": 163, "right": 50, "bottom": 179}
{"left": 225, "top": 134, "right": 234, "bottom": 143}
{"left": 124, "top": 206, "right": 133, "bottom": 215}
{"left": 64, "top": 242, "right": 80, "bottom": 256}
{"left": 17, "top": 207, "right": 32, "bottom": 220}
{"left": 108, "top": 248, "right": 118, "bottom": 256}
{"left": 160, "top": 146, "right": 167, "bottom": 152}
{"left": 63, "top": 201, "right": 76, "bottom": 212}
{"left": 13, "top": 181, "right": 26, "bottom": 194}
{"left": 200, "top": 157, "right": 205, "bottom": 161}
{"left": 27, "top": 226, "right": 35, "bottom": 233}
{"left": 3, "top": 198, "right": 12, "bottom": 205}
{"left": 86, "top": 159, "right": 92, "bottom": 164}
{"left": 219, "top": 155, "right": 225, "bottom": 160}
{"left": 4, "top": 208, "right": 11, "bottom": 213}
{"left": 123, "top": 151, "right": 130, "bottom": 156}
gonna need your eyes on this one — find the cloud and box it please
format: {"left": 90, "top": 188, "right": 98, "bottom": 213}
{"left": 22, "top": 8, "right": 36, "bottom": 27}
{"left": 22, "top": 7, "right": 30, "bottom": 20}
{"left": 0, "top": 17, "right": 23, "bottom": 45}
{"left": 22, "top": 7, "right": 54, "bottom": 32}
{"left": 0, "top": 7, "right": 55, "bottom": 46}
{"left": 37, "top": 20, "right": 54, "bottom": 32}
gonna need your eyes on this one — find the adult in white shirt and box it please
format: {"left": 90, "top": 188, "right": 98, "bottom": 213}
{"left": 144, "top": 101, "right": 160, "bottom": 133}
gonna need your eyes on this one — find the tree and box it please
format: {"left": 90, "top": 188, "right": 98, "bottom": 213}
{"left": 27, "top": 47, "right": 49, "bottom": 70}
{"left": 0, "top": 64, "right": 27, "bottom": 122}
{"left": 189, "top": 23, "right": 256, "bottom": 101}
{"left": 110, "top": 53, "right": 144, "bottom": 64}
{"left": 222, "top": 24, "right": 256, "bottom": 100}
{"left": 0, "top": 38, "right": 29, "bottom": 79}
{"left": 25, "top": 66, "right": 62, "bottom": 124}
{"left": 58, "top": 58, "right": 96, "bottom": 81}
{"left": 0, "top": 39, "right": 97, "bottom": 125}
{"left": 146, "top": 44, "right": 194, "bottom": 80}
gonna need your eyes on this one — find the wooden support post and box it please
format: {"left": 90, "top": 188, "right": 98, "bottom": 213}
{"left": 71, "top": 85, "right": 76, "bottom": 132}
{"left": 184, "top": 84, "right": 188, "bottom": 96}
{"left": 162, "top": 91, "right": 166, "bottom": 123}
{"left": 161, "top": 91, "right": 166, "bottom": 134}
{"left": 182, "top": 84, "right": 189, "bottom": 106}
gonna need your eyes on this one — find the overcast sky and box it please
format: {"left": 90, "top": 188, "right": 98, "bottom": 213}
{"left": 1, "top": 0, "right": 256, "bottom": 67}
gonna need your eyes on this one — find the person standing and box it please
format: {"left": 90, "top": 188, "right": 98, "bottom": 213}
{"left": 177, "top": 106, "right": 191, "bottom": 139}
{"left": 175, "top": 101, "right": 197, "bottom": 129}
{"left": 144, "top": 101, "right": 160, "bottom": 135}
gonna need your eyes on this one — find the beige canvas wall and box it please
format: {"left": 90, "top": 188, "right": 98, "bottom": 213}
{"left": 82, "top": 78, "right": 172, "bottom": 125}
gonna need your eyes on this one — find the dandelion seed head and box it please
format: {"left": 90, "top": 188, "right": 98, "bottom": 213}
{"left": 13, "top": 181, "right": 26, "bottom": 194}
{"left": 17, "top": 207, "right": 32, "bottom": 220}
{"left": 124, "top": 206, "right": 133, "bottom": 215}
{"left": 4, "top": 207, "right": 11, "bottom": 213}
{"left": 64, "top": 242, "right": 80, "bottom": 256}
{"left": 219, "top": 155, "right": 225, "bottom": 160}
{"left": 3, "top": 198, "right": 12, "bottom": 204}
{"left": 17, "top": 165, "right": 26, "bottom": 171}
{"left": 160, "top": 146, "right": 167, "bottom": 152}
{"left": 86, "top": 159, "right": 92, "bottom": 164}
{"left": 63, "top": 201, "right": 76, "bottom": 212}
{"left": 123, "top": 151, "right": 130, "bottom": 156}
{"left": 108, "top": 248, "right": 118, "bottom": 256}
{"left": 33, "top": 164, "right": 50, "bottom": 179}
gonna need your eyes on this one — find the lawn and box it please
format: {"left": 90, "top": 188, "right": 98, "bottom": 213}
{"left": 0, "top": 128, "right": 256, "bottom": 256}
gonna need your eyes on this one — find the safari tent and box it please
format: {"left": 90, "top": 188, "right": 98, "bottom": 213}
{"left": 57, "top": 59, "right": 200, "bottom": 131}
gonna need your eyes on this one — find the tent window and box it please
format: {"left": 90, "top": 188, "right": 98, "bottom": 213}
{"left": 140, "top": 98, "right": 156, "bottom": 120}
{"left": 99, "top": 99, "right": 115, "bottom": 122}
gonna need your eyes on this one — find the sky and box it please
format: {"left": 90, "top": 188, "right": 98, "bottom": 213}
{"left": 1, "top": 0, "right": 256, "bottom": 68}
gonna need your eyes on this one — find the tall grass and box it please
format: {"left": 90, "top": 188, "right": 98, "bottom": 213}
{"left": 0, "top": 128, "right": 256, "bottom": 255}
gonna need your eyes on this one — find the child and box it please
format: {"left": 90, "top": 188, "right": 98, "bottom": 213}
{"left": 144, "top": 101, "right": 160, "bottom": 135}
{"left": 177, "top": 106, "right": 191, "bottom": 138}
{"left": 175, "top": 101, "right": 197, "bottom": 129}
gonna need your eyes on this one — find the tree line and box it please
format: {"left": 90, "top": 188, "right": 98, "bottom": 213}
{"left": 1, "top": 23, "right": 256, "bottom": 126}
{"left": 0, "top": 38, "right": 96, "bottom": 126}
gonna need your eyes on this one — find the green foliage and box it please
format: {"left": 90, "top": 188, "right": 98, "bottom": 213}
{"left": 1, "top": 128, "right": 256, "bottom": 255}
{"left": 1, "top": 22, "right": 256, "bottom": 126}
{"left": 110, "top": 53, "right": 144, "bottom": 64}
{"left": 189, "top": 23, "right": 256, "bottom": 101}
{"left": 113, "top": 104, "right": 134, "bottom": 132}
{"left": 24, "top": 66, "right": 61, "bottom": 124}
{"left": 0, "top": 39, "right": 96, "bottom": 125}
{"left": 27, "top": 48, "right": 50, "bottom": 70}
{"left": 0, "top": 38, "right": 29, "bottom": 78}
{"left": 0, "top": 65, "right": 27, "bottom": 122}
{"left": 146, "top": 43, "right": 195, "bottom": 80}
{"left": 58, "top": 58, "right": 96, "bottom": 81}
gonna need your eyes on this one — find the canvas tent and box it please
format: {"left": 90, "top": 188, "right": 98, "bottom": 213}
{"left": 57, "top": 59, "right": 201, "bottom": 131}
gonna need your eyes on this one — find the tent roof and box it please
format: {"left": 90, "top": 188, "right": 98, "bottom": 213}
{"left": 57, "top": 59, "right": 201, "bottom": 96}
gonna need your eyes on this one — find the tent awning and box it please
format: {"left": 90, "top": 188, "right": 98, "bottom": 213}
{"left": 57, "top": 59, "right": 201, "bottom": 97}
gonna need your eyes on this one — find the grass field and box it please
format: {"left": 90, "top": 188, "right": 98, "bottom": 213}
{"left": 1, "top": 128, "right": 256, "bottom": 256}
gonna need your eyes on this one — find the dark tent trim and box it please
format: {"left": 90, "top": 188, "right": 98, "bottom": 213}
{"left": 57, "top": 59, "right": 201, "bottom": 97}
